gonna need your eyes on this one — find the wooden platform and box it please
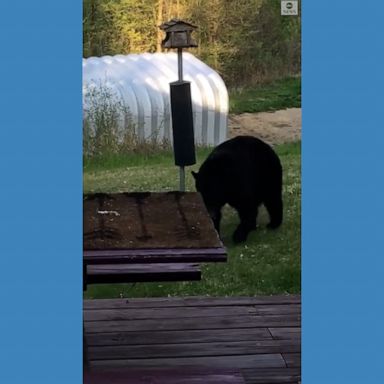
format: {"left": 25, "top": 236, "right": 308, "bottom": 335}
{"left": 84, "top": 295, "right": 301, "bottom": 384}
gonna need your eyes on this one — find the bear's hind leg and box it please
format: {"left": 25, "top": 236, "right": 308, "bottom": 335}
{"left": 233, "top": 204, "right": 258, "bottom": 243}
{"left": 264, "top": 194, "right": 283, "bottom": 229}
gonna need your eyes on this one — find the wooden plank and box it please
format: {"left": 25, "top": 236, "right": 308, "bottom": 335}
{"left": 84, "top": 305, "right": 260, "bottom": 322}
{"left": 84, "top": 295, "right": 301, "bottom": 310}
{"left": 86, "top": 263, "right": 201, "bottom": 284}
{"left": 86, "top": 328, "right": 273, "bottom": 347}
{"left": 85, "top": 304, "right": 300, "bottom": 322}
{"left": 88, "top": 339, "right": 300, "bottom": 360}
{"left": 84, "top": 247, "right": 227, "bottom": 264}
{"left": 85, "top": 314, "right": 301, "bottom": 333}
{"left": 241, "top": 367, "right": 301, "bottom": 384}
{"left": 252, "top": 304, "right": 300, "bottom": 316}
{"left": 84, "top": 367, "right": 301, "bottom": 383}
{"left": 282, "top": 353, "right": 301, "bottom": 368}
{"left": 90, "top": 353, "right": 286, "bottom": 370}
{"left": 269, "top": 327, "right": 301, "bottom": 340}
{"left": 84, "top": 369, "right": 245, "bottom": 384}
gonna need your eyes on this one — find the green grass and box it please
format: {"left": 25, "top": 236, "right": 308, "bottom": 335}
{"left": 84, "top": 142, "right": 301, "bottom": 299}
{"left": 229, "top": 77, "right": 301, "bottom": 114}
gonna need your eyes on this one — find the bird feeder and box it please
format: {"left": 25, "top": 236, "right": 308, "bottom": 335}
{"left": 160, "top": 19, "right": 198, "bottom": 49}
{"left": 159, "top": 19, "right": 198, "bottom": 191}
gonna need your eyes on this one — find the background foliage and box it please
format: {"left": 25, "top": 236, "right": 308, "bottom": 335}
{"left": 83, "top": 0, "right": 301, "bottom": 87}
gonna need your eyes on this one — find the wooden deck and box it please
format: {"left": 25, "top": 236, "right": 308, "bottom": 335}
{"left": 84, "top": 295, "right": 301, "bottom": 384}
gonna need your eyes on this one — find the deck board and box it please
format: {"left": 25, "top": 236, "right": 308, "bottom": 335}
{"left": 84, "top": 295, "right": 301, "bottom": 384}
{"left": 89, "top": 340, "right": 300, "bottom": 360}
{"left": 84, "top": 304, "right": 300, "bottom": 321}
{"left": 86, "top": 328, "right": 273, "bottom": 346}
{"left": 84, "top": 368, "right": 245, "bottom": 384}
{"left": 84, "top": 295, "right": 301, "bottom": 309}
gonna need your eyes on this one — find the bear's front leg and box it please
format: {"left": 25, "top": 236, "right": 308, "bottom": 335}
{"left": 208, "top": 208, "right": 222, "bottom": 236}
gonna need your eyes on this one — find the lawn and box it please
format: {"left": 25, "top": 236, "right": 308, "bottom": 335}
{"left": 229, "top": 77, "right": 301, "bottom": 114}
{"left": 83, "top": 141, "right": 301, "bottom": 299}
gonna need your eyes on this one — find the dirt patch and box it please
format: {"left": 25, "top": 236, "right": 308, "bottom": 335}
{"left": 228, "top": 108, "right": 301, "bottom": 146}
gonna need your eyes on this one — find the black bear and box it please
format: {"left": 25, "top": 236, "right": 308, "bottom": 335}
{"left": 192, "top": 135, "right": 283, "bottom": 243}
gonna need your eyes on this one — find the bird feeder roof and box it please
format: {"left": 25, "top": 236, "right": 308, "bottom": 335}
{"left": 159, "top": 19, "right": 197, "bottom": 32}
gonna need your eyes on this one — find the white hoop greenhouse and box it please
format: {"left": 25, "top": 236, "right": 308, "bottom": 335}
{"left": 82, "top": 52, "right": 228, "bottom": 146}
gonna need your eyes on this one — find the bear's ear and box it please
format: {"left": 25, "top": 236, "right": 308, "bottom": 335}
{"left": 191, "top": 171, "right": 198, "bottom": 180}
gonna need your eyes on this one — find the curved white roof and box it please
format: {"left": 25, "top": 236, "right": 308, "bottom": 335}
{"left": 83, "top": 52, "right": 228, "bottom": 146}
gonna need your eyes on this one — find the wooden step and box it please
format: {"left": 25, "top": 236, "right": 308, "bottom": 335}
{"left": 86, "top": 263, "right": 201, "bottom": 285}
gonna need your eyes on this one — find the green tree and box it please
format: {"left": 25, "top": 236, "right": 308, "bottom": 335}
{"left": 83, "top": 0, "right": 301, "bottom": 86}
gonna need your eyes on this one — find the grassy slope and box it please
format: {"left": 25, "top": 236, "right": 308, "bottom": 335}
{"left": 84, "top": 142, "right": 301, "bottom": 298}
{"left": 229, "top": 77, "right": 301, "bottom": 114}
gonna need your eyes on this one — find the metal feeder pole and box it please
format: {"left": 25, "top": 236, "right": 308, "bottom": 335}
{"left": 178, "top": 47, "right": 183, "bottom": 81}
{"left": 160, "top": 19, "right": 197, "bottom": 193}
{"left": 177, "top": 47, "right": 185, "bottom": 192}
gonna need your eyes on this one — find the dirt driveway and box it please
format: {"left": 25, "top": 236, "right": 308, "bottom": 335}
{"left": 228, "top": 107, "right": 301, "bottom": 145}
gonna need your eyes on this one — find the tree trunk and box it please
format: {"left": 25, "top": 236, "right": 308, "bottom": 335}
{"left": 156, "top": 0, "right": 164, "bottom": 52}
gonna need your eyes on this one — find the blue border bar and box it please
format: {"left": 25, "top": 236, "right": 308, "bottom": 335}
{"left": 303, "top": 0, "right": 384, "bottom": 382}
{"left": 0, "top": 2, "right": 82, "bottom": 383}
{"left": 1, "top": 0, "right": 384, "bottom": 382}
